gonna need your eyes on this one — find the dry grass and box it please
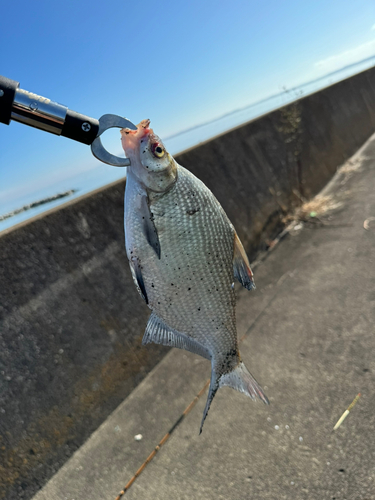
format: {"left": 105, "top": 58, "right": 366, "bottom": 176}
{"left": 284, "top": 194, "right": 343, "bottom": 224}
{"left": 297, "top": 195, "right": 342, "bottom": 220}
{"left": 338, "top": 157, "right": 363, "bottom": 175}
{"left": 289, "top": 154, "right": 365, "bottom": 224}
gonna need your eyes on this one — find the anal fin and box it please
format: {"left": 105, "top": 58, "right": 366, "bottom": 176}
{"left": 143, "top": 312, "right": 211, "bottom": 360}
{"left": 233, "top": 233, "right": 255, "bottom": 290}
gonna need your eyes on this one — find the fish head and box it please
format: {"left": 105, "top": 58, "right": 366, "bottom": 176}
{"left": 121, "top": 119, "right": 177, "bottom": 193}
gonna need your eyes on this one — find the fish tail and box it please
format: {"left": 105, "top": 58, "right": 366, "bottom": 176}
{"left": 219, "top": 361, "right": 269, "bottom": 405}
{"left": 199, "top": 372, "right": 219, "bottom": 435}
{"left": 199, "top": 362, "right": 268, "bottom": 434}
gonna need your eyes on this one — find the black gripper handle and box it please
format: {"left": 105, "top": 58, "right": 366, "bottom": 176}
{"left": 0, "top": 76, "right": 19, "bottom": 125}
{"left": 61, "top": 110, "right": 99, "bottom": 145}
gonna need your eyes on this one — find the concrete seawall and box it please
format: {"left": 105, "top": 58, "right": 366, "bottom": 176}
{"left": 1, "top": 66, "right": 375, "bottom": 499}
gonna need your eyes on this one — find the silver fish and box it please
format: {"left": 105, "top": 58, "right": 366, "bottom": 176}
{"left": 121, "top": 119, "right": 268, "bottom": 432}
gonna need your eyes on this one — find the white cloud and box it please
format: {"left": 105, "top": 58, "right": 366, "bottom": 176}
{"left": 315, "top": 39, "right": 375, "bottom": 73}
{"left": 372, "top": 24, "right": 375, "bottom": 30}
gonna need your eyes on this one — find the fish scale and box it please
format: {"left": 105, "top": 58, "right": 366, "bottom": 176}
{"left": 122, "top": 119, "right": 269, "bottom": 432}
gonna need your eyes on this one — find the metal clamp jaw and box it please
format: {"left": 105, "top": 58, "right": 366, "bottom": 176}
{"left": 0, "top": 75, "right": 137, "bottom": 167}
{"left": 91, "top": 114, "right": 135, "bottom": 167}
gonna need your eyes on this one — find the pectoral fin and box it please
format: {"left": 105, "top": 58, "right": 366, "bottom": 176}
{"left": 129, "top": 256, "right": 148, "bottom": 304}
{"left": 140, "top": 194, "right": 161, "bottom": 259}
{"left": 143, "top": 312, "right": 211, "bottom": 360}
{"left": 233, "top": 233, "right": 255, "bottom": 290}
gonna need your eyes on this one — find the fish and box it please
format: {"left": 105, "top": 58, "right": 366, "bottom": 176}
{"left": 121, "top": 119, "right": 269, "bottom": 433}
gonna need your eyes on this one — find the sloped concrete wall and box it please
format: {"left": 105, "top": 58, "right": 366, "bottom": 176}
{"left": 177, "top": 67, "right": 375, "bottom": 255}
{"left": 1, "top": 66, "right": 375, "bottom": 499}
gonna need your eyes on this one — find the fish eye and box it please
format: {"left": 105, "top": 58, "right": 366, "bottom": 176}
{"left": 152, "top": 144, "right": 165, "bottom": 158}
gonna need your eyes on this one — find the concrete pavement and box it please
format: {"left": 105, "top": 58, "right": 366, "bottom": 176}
{"left": 32, "top": 134, "right": 375, "bottom": 500}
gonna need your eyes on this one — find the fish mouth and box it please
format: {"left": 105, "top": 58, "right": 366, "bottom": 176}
{"left": 121, "top": 119, "right": 163, "bottom": 155}
{"left": 121, "top": 119, "right": 151, "bottom": 137}
{"left": 121, "top": 119, "right": 154, "bottom": 153}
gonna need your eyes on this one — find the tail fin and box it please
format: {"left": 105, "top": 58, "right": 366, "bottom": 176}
{"left": 219, "top": 362, "right": 269, "bottom": 405}
{"left": 200, "top": 372, "right": 219, "bottom": 435}
{"left": 199, "top": 362, "right": 268, "bottom": 434}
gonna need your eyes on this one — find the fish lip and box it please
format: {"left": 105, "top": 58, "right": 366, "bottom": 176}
{"left": 140, "top": 118, "right": 151, "bottom": 129}
{"left": 121, "top": 119, "right": 155, "bottom": 157}
{"left": 121, "top": 119, "right": 152, "bottom": 137}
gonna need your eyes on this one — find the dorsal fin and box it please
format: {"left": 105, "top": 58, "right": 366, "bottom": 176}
{"left": 143, "top": 312, "right": 211, "bottom": 360}
{"left": 233, "top": 233, "right": 255, "bottom": 290}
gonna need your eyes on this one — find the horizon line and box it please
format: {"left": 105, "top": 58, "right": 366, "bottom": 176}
{"left": 164, "top": 55, "right": 375, "bottom": 142}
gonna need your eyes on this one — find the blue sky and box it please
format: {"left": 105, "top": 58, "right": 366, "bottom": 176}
{"left": 1, "top": 0, "right": 375, "bottom": 226}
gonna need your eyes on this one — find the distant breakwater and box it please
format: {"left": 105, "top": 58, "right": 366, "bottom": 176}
{"left": 0, "top": 189, "right": 77, "bottom": 222}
